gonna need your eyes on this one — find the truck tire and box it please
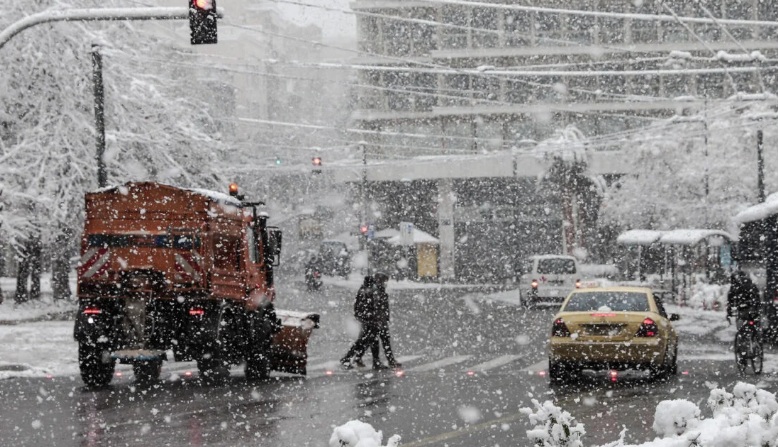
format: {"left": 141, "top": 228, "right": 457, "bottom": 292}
{"left": 245, "top": 350, "right": 271, "bottom": 382}
{"left": 79, "top": 344, "right": 115, "bottom": 388}
{"left": 197, "top": 356, "right": 229, "bottom": 383}
{"left": 133, "top": 360, "right": 162, "bottom": 385}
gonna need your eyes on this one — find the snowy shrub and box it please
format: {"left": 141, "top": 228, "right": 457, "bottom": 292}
{"left": 593, "top": 382, "right": 778, "bottom": 447}
{"left": 652, "top": 400, "right": 701, "bottom": 436}
{"left": 521, "top": 399, "right": 586, "bottom": 447}
{"left": 329, "top": 420, "right": 401, "bottom": 447}
{"left": 687, "top": 283, "right": 728, "bottom": 310}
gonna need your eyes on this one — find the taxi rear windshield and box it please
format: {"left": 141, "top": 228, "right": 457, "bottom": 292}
{"left": 564, "top": 292, "right": 649, "bottom": 312}
{"left": 537, "top": 258, "right": 576, "bottom": 274}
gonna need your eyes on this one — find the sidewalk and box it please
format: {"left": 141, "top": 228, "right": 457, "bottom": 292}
{"left": 0, "top": 276, "right": 77, "bottom": 325}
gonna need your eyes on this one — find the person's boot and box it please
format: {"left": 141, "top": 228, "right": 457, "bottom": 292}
{"left": 388, "top": 360, "right": 403, "bottom": 368}
{"left": 340, "top": 358, "right": 354, "bottom": 370}
{"left": 372, "top": 362, "right": 389, "bottom": 370}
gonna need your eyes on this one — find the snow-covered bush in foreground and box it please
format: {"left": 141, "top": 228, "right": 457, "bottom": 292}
{"left": 520, "top": 399, "right": 586, "bottom": 447}
{"left": 521, "top": 382, "right": 777, "bottom": 447}
{"left": 334, "top": 382, "right": 775, "bottom": 447}
{"left": 329, "top": 420, "right": 401, "bottom": 447}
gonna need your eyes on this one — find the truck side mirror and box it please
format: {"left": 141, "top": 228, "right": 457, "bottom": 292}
{"left": 266, "top": 227, "right": 282, "bottom": 266}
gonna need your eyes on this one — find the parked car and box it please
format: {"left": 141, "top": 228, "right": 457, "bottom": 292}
{"left": 548, "top": 286, "right": 679, "bottom": 384}
{"left": 318, "top": 240, "right": 351, "bottom": 278}
{"left": 517, "top": 255, "right": 582, "bottom": 308}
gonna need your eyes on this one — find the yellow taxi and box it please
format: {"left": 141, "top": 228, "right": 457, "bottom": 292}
{"left": 548, "top": 286, "right": 679, "bottom": 382}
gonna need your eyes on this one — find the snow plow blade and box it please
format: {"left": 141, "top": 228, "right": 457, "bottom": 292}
{"left": 270, "top": 310, "right": 320, "bottom": 375}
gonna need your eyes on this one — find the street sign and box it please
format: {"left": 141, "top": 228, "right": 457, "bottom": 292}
{"left": 367, "top": 224, "right": 375, "bottom": 240}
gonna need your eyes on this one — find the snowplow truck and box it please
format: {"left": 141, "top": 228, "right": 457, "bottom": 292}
{"left": 74, "top": 181, "right": 319, "bottom": 387}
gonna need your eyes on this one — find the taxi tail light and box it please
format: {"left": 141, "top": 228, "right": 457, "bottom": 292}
{"left": 82, "top": 307, "right": 102, "bottom": 315}
{"left": 552, "top": 318, "right": 570, "bottom": 337}
{"left": 189, "top": 307, "right": 205, "bottom": 316}
{"left": 531, "top": 279, "right": 539, "bottom": 289}
{"left": 575, "top": 279, "right": 582, "bottom": 289}
{"left": 636, "top": 317, "right": 658, "bottom": 337}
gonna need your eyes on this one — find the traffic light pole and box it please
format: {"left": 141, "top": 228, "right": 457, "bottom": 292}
{"left": 0, "top": 7, "right": 224, "bottom": 50}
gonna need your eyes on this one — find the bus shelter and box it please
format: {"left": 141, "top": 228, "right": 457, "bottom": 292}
{"left": 617, "top": 229, "right": 737, "bottom": 297}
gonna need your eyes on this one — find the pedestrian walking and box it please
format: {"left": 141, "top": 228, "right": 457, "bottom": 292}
{"left": 371, "top": 272, "right": 402, "bottom": 369}
{"left": 340, "top": 275, "right": 382, "bottom": 369}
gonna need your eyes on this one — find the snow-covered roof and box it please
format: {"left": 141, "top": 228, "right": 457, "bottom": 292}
{"left": 616, "top": 230, "right": 664, "bottom": 246}
{"left": 185, "top": 187, "right": 243, "bottom": 207}
{"left": 377, "top": 228, "right": 439, "bottom": 245}
{"left": 733, "top": 192, "right": 778, "bottom": 224}
{"left": 658, "top": 229, "right": 736, "bottom": 245}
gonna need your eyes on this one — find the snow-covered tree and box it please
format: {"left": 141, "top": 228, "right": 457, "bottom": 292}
{"left": 599, "top": 100, "right": 778, "bottom": 232}
{"left": 0, "top": 0, "right": 229, "bottom": 297}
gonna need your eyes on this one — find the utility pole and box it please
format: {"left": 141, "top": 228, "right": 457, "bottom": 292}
{"left": 361, "top": 142, "right": 370, "bottom": 271}
{"left": 757, "top": 129, "right": 765, "bottom": 202}
{"left": 92, "top": 44, "right": 107, "bottom": 188}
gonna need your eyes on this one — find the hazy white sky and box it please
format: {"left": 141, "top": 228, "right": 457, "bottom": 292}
{"left": 270, "top": 0, "right": 357, "bottom": 42}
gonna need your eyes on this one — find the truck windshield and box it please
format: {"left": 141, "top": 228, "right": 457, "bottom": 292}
{"left": 87, "top": 234, "right": 200, "bottom": 249}
{"left": 537, "top": 258, "right": 576, "bottom": 274}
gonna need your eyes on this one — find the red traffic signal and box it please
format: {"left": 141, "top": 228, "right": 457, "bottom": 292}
{"left": 359, "top": 224, "right": 368, "bottom": 235}
{"left": 312, "top": 157, "right": 322, "bottom": 167}
{"left": 189, "top": 0, "right": 218, "bottom": 45}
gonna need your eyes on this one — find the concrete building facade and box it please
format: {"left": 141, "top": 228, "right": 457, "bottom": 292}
{"left": 346, "top": 0, "right": 778, "bottom": 280}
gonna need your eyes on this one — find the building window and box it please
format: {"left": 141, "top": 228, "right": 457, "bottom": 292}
{"left": 696, "top": 73, "right": 726, "bottom": 98}
{"left": 410, "top": 73, "right": 437, "bottom": 111}
{"left": 472, "top": 75, "right": 501, "bottom": 102}
{"left": 384, "top": 71, "right": 412, "bottom": 111}
{"left": 534, "top": 12, "right": 560, "bottom": 43}
{"left": 661, "top": 73, "right": 690, "bottom": 98}
{"left": 359, "top": 17, "right": 380, "bottom": 54}
{"left": 599, "top": 18, "right": 626, "bottom": 44}
{"left": 442, "top": 118, "right": 474, "bottom": 152}
{"left": 383, "top": 17, "right": 411, "bottom": 57}
{"left": 441, "top": 74, "right": 472, "bottom": 107}
{"left": 471, "top": 7, "right": 499, "bottom": 48}
{"left": 565, "top": 14, "right": 595, "bottom": 44}
{"left": 505, "top": 11, "right": 533, "bottom": 46}
{"left": 441, "top": 5, "right": 469, "bottom": 50}
{"left": 359, "top": 70, "right": 383, "bottom": 110}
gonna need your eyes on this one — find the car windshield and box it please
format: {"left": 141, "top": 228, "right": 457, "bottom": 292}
{"left": 564, "top": 292, "right": 650, "bottom": 312}
{"left": 537, "top": 258, "right": 576, "bottom": 274}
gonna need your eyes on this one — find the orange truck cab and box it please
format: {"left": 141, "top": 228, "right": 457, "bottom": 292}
{"left": 74, "top": 181, "right": 318, "bottom": 387}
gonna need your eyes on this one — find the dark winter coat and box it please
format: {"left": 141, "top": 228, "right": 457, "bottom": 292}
{"left": 374, "top": 284, "right": 391, "bottom": 325}
{"left": 354, "top": 276, "right": 376, "bottom": 323}
{"left": 727, "top": 271, "right": 761, "bottom": 316}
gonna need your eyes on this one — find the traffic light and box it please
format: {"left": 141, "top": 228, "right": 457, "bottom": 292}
{"left": 275, "top": 156, "right": 282, "bottom": 166}
{"left": 189, "top": 0, "right": 218, "bottom": 45}
{"left": 312, "top": 156, "right": 322, "bottom": 174}
{"left": 359, "top": 224, "right": 368, "bottom": 236}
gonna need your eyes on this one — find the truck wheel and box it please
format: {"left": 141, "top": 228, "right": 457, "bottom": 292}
{"left": 197, "top": 356, "right": 229, "bottom": 383}
{"left": 133, "top": 360, "right": 162, "bottom": 385}
{"left": 245, "top": 351, "right": 271, "bottom": 382}
{"left": 79, "top": 344, "right": 115, "bottom": 388}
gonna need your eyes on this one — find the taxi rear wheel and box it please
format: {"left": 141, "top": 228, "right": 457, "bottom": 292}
{"left": 549, "top": 360, "right": 572, "bottom": 384}
{"left": 652, "top": 343, "right": 677, "bottom": 381}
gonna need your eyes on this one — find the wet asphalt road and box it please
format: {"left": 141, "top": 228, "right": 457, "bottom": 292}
{"left": 0, "top": 278, "right": 776, "bottom": 447}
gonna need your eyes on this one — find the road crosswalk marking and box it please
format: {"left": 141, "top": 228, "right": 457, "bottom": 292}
{"left": 465, "top": 354, "right": 525, "bottom": 372}
{"left": 407, "top": 355, "right": 472, "bottom": 372}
